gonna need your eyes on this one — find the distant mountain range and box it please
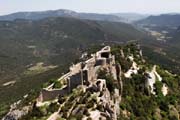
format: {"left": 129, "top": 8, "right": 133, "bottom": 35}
{"left": 2, "top": 9, "right": 180, "bottom": 26}
{"left": 0, "top": 9, "right": 125, "bottom": 22}
{"left": 112, "top": 13, "right": 149, "bottom": 22}
{"left": 0, "top": 9, "right": 153, "bottom": 23}
{"left": 136, "top": 14, "right": 180, "bottom": 26}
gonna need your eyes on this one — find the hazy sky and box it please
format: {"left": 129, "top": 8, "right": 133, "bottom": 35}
{"left": 1, "top": 0, "right": 180, "bottom": 15}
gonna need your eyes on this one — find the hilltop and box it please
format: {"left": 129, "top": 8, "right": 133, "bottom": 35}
{"left": 0, "top": 16, "right": 146, "bottom": 118}
{"left": 0, "top": 10, "right": 180, "bottom": 120}
{"left": 2, "top": 44, "right": 180, "bottom": 120}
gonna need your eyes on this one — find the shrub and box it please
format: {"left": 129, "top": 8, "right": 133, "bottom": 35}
{"left": 83, "top": 108, "right": 90, "bottom": 116}
{"left": 47, "top": 102, "right": 59, "bottom": 113}
{"left": 53, "top": 81, "right": 62, "bottom": 89}
{"left": 154, "top": 81, "right": 163, "bottom": 96}
{"left": 74, "top": 113, "right": 83, "bottom": 120}
{"left": 96, "top": 104, "right": 104, "bottom": 111}
{"left": 87, "top": 101, "right": 94, "bottom": 108}
{"left": 87, "top": 117, "right": 92, "bottom": 120}
{"left": 120, "top": 103, "right": 126, "bottom": 110}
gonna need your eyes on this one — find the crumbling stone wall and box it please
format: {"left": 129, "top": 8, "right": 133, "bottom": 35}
{"left": 38, "top": 46, "right": 118, "bottom": 102}
{"left": 39, "top": 88, "right": 69, "bottom": 102}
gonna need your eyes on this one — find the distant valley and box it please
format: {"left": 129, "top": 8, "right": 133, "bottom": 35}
{"left": 135, "top": 14, "right": 180, "bottom": 74}
{"left": 0, "top": 9, "right": 180, "bottom": 119}
{"left": 0, "top": 11, "right": 147, "bottom": 118}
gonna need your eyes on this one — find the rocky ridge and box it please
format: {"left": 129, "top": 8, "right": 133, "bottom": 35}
{"left": 3, "top": 44, "right": 180, "bottom": 120}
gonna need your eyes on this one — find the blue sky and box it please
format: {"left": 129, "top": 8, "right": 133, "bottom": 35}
{"left": 1, "top": 0, "right": 180, "bottom": 15}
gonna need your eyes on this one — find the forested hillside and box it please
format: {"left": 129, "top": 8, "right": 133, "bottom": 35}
{"left": 0, "top": 17, "right": 146, "bottom": 118}
{"left": 136, "top": 14, "right": 180, "bottom": 26}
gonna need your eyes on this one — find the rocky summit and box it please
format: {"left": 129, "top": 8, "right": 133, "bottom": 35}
{"left": 3, "top": 44, "right": 180, "bottom": 120}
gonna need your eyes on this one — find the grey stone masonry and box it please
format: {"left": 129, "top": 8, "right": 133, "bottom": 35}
{"left": 37, "top": 46, "right": 117, "bottom": 102}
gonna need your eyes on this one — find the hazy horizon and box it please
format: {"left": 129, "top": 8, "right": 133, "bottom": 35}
{"left": 1, "top": 0, "right": 180, "bottom": 15}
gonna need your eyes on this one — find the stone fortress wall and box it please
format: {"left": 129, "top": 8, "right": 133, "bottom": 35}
{"left": 37, "top": 46, "right": 117, "bottom": 102}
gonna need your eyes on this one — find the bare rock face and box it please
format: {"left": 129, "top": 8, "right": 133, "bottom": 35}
{"left": 2, "top": 106, "right": 31, "bottom": 120}
{"left": 120, "top": 49, "right": 125, "bottom": 58}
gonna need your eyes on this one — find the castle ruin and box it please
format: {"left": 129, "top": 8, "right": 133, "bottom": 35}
{"left": 37, "top": 46, "right": 118, "bottom": 102}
